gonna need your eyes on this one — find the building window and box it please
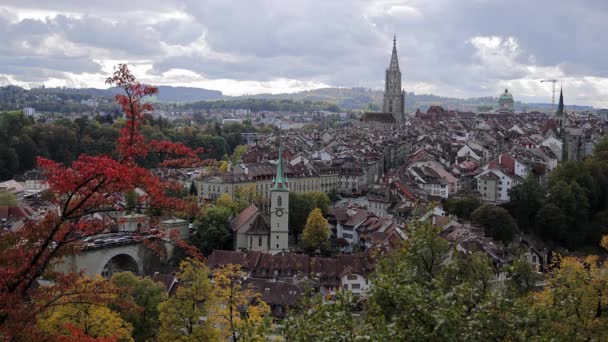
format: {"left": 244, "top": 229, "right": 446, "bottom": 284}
{"left": 347, "top": 275, "right": 357, "bottom": 280}
{"left": 258, "top": 236, "right": 262, "bottom": 247}
{"left": 276, "top": 244, "right": 279, "bottom": 249}
{"left": 351, "top": 283, "right": 361, "bottom": 289}
{"left": 343, "top": 284, "right": 348, "bottom": 290}
{"left": 277, "top": 195, "right": 282, "bottom": 207}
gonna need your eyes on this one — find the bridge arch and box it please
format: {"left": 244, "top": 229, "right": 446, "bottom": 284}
{"left": 96, "top": 249, "right": 143, "bottom": 278}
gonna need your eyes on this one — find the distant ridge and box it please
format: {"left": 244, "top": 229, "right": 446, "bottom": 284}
{"left": 231, "top": 87, "right": 595, "bottom": 112}
{"left": 0, "top": 85, "right": 594, "bottom": 112}
{"left": 38, "top": 85, "right": 224, "bottom": 102}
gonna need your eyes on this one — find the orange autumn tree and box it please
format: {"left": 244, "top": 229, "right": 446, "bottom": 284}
{"left": 0, "top": 64, "right": 208, "bottom": 339}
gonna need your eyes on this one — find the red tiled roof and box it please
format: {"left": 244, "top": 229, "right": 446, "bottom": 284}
{"left": 0, "top": 206, "right": 32, "bottom": 220}
{"left": 230, "top": 204, "right": 259, "bottom": 231}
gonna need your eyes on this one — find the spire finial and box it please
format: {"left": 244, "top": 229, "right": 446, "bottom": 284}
{"left": 393, "top": 34, "right": 397, "bottom": 48}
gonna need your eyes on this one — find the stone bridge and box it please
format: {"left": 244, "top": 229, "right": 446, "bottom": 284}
{"left": 56, "top": 242, "right": 160, "bottom": 278}
{"left": 56, "top": 217, "right": 189, "bottom": 278}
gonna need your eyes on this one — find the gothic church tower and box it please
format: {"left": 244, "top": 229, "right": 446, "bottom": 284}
{"left": 382, "top": 35, "right": 405, "bottom": 123}
{"left": 270, "top": 144, "right": 289, "bottom": 253}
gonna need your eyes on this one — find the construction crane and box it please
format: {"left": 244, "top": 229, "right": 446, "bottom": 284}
{"left": 540, "top": 79, "right": 558, "bottom": 110}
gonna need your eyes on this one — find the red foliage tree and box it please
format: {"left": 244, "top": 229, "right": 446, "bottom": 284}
{"left": 0, "top": 64, "right": 207, "bottom": 339}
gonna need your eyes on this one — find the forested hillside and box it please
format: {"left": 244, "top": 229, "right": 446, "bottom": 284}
{"left": 0, "top": 111, "right": 257, "bottom": 180}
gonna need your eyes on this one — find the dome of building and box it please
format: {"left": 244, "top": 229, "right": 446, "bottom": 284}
{"left": 497, "top": 88, "right": 514, "bottom": 114}
{"left": 499, "top": 89, "right": 513, "bottom": 101}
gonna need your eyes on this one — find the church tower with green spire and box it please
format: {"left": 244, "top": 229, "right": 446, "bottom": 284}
{"left": 270, "top": 144, "right": 289, "bottom": 253}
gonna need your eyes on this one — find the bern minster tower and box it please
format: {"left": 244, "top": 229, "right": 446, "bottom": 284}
{"left": 382, "top": 35, "right": 405, "bottom": 123}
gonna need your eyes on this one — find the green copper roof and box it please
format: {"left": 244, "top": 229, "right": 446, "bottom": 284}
{"left": 271, "top": 144, "right": 289, "bottom": 191}
{"left": 499, "top": 89, "right": 514, "bottom": 101}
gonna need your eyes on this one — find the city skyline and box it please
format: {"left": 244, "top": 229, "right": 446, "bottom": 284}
{"left": 0, "top": 0, "right": 606, "bottom": 107}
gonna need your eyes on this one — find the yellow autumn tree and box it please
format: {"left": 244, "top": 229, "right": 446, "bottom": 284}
{"left": 301, "top": 208, "right": 330, "bottom": 253}
{"left": 215, "top": 192, "right": 245, "bottom": 215}
{"left": 530, "top": 252, "right": 608, "bottom": 340}
{"left": 39, "top": 304, "right": 134, "bottom": 341}
{"left": 157, "top": 259, "right": 219, "bottom": 342}
{"left": 209, "top": 264, "right": 271, "bottom": 342}
{"left": 235, "top": 183, "right": 264, "bottom": 208}
{"left": 37, "top": 276, "right": 133, "bottom": 341}
{"left": 218, "top": 160, "right": 229, "bottom": 173}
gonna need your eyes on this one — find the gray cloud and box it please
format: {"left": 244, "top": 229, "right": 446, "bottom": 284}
{"left": 0, "top": 0, "right": 606, "bottom": 106}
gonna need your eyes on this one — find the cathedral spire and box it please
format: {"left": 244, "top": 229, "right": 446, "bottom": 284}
{"left": 389, "top": 34, "right": 399, "bottom": 72}
{"left": 556, "top": 87, "right": 564, "bottom": 117}
{"left": 383, "top": 34, "right": 405, "bottom": 122}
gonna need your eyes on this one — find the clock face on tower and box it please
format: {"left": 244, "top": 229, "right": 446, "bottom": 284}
{"left": 275, "top": 209, "right": 283, "bottom": 217}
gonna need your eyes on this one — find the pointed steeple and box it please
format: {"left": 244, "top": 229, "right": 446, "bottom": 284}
{"left": 389, "top": 34, "right": 400, "bottom": 72}
{"left": 271, "top": 142, "right": 288, "bottom": 190}
{"left": 556, "top": 88, "right": 564, "bottom": 117}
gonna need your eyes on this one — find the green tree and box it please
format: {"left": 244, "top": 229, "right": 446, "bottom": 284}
{"left": 192, "top": 206, "right": 233, "bottom": 255}
{"left": 0, "top": 111, "right": 29, "bottom": 140}
{"left": 308, "top": 191, "right": 330, "bottom": 216}
{"left": 301, "top": 208, "right": 330, "bottom": 253}
{"left": 111, "top": 272, "right": 166, "bottom": 342}
{"left": 289, "top": 192, "right": 315, "bottom": 242}
{"left": 13, "top": 134, "right": 38, "bottom": 171}
{"left": 231, "top": 144, "right": 248, "bottom": 164}
{"left": 327, "top": 188, "right": 339, "bottom": 202}
{"left": 443, "top": 195, "right": 481, "bottom": 220}
{"left": 124, "top": 190, "right": 138, "bottom": 214}
{"left": 507, "top": 259, "right": 543, "bottom": 296}
{"left": 471, "top": 205, "right": 519, "bottom": 243}
{"left": 0, "top": 192, "right": 17, "bottom": 206}
{"left": 546, "top": 180, "right": 590, "bottom": 248}
{"left": 534, "top": 203, "right": 568, "bottom": 243}
{"left": 285, "top": 290, "right": 389, "bottom": 341}
{"left": 507, "top": 176, "right": 545, "bottom": 232}
{"left": 548, "top": 161, "right": 598, "bottom": 212}
{"left": 158, "top": 259, "right": 218, "bottom": 341}
{"left": 188, "top": 182, "right": 198, "bottom": 197}
{"left": 370, "top": 219, "right": 531, "bottom": 341}
{"left": 593, "top": 135, "right": 608, "bottom": 160}
{"left": 0, "top": 146, "right": 19, "bottom": 181}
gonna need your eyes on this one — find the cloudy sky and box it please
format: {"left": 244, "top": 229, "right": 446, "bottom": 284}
{"left": 0, "top": 0, "right": 606, "bottom": 107}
